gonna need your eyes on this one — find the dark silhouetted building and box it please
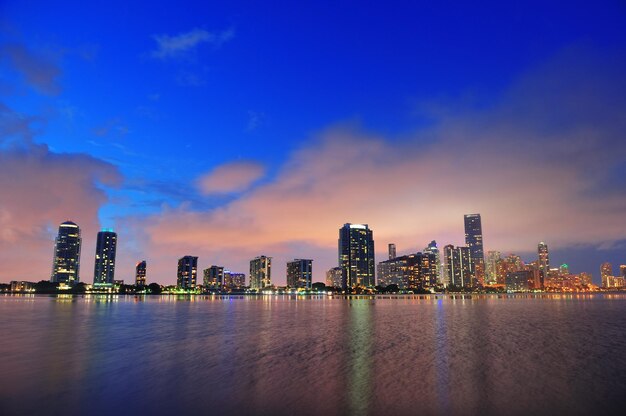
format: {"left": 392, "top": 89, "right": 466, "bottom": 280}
{"left": 286, "top": 259, "right": 313, "bottom": 289}
{"left": 135, "top": 260, "right": 147, "bottom": 287}
{"left": 250, "top": 256, "right": 272, "bottom": 289}
{"left": 177, "top": 256, "right": 198, "bottom": 289}
{"left": 93, "top": 230, "right": 117, "bottom": 286}
{"left": 339, "top": 223, "right": 375, "bottom": 289}
{"left": 51, "top": 221, "right": 82, "bottom": 286}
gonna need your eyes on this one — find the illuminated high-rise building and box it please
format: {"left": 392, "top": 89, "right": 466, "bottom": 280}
{"left": 203, "top": 265, "right": 224, "bottom": 288}
{"left": 486, "top": 251, "right": 501, "bottom": 284}
{"left": 388, "top": 244, "right": 396, "bottom": 260}
{"left": 601, "top": 263, "right": 613, "bottom": 288}
{"left": 177, "top": 256, "right": 198, "bottom": 289}
{"left": 339, "top": 223, "right": 375, "bottom": 289}
{"left": 559, "top": 264, "right": 569, "bottom": 276}
{"left": 538, "top": 242, "right": 549, "bottom": 288}
{"left": 443, "top": 245, "right": 474, "bottom": 288}
{"left": 326, "top": 267, "right": 343, "bottom": 288}
{"left": 620, "top": 265, "right": 626, "bottom": 278}
{"left": 464, "top": 214, "right": 484, "bottom": 281}
{"left": 224, "top": 271, "right": 245, "bottom": 288}
{"left": 250, "top": 256, "right": 272, "bottom": 289}
{"left": 51, "top": 221, "right": 81, "bottom": 285}
{"left": 135, "top": 260, "right": 147, "bottom": 287}
{"left": 423, "top": 240, "right": 442, "bottom": 284}
{"left": 286, "top": 259, "right": 313, "bottom": 289}
{"left": 93, "top": 230, "right": 117, "bottom": 286}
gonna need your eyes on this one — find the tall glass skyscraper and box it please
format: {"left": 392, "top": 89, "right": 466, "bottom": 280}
{"left": 339, "top": 223, "right": 375, "bottom": 289}
{"left": 444, "top": 244, "right": 474, "bottom": 288}
{"left": 93, "top": 230, "right": 117, "bottom": 286}
{"left": 537, "top": 242, "right": 549, "bottom": 288}
{"left": 51, "top": 221, "right": 81, "bottom": 285}
{"left": 464, "top": 214, "right": 484, "bottom": 281}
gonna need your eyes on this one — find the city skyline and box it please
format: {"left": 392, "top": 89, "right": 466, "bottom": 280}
{"left": 38, "top": 217, "right": 625, "bottom": 288}
{"left": 1, "top": 1, "right": 626, "bottom": 286}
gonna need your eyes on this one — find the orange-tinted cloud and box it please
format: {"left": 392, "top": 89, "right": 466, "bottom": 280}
{"left": 197, "top": 161, "right": 265, "bottom": 194}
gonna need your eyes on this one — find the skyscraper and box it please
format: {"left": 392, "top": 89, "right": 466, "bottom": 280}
{"left": 51, "top": 221, "right": 81, "bottom": 286}
{"left": 135, "top": 260, "right": 147, "bottom": 287}
{"left": 177, "top": 256, "right": 198, "bottom": 289}
{"left": 286, "top": 259, "right": 313, "bottom": 289}
{"left": 93, "top": 230, "right": 117, "bottom": 286}
{"left": 601, "top": 262, "right": 613, "bottom": 288}
{"left": 250, "top": 256, "right": 272, "bottom": 289}
{"left": 339, "top": 223, "right": 375, "bottom": 289}
{"left": 486, "top": 250, "right": 501, "bottom": 285}
{"left": 423, "top": 240, "right": 442, "bottom": 284}
{"left": 388, "top": 243, "right": 396, "bottom": 260}
{"left": 538, "top": 242, "right": 549, "bottom": 288}
{"left": 464, "top": 214, "right": 484, "bottom": 283}
{"left": 443, "top": 245, "right": 474, "bottom": 289}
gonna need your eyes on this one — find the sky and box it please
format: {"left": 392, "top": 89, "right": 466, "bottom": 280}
{"left": 1, "top": 0, "right": 626, "bottom": 285}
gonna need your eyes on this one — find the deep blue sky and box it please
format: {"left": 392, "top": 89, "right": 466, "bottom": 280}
{"left": 1, "top": 1, "right": 626, "bottom": 284}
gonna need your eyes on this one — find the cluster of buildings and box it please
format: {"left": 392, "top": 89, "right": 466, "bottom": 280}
{"left": 4, "top": 215, "right": 626, "bottom": 293}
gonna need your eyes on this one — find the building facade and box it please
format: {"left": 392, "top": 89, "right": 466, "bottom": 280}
{"left": 537, "top": 242, "right": 549, "bottom": 288}
{"left": 339, "top": 223, "right": 375, "bottom": 289}
{"left": 203, "top": 265, "right": 225, "bottom": 288}
{"left": 177, "top": 256, "right": 198, "bottom": 289}
{"left": 286, "top": 259, "right": 313, "bottom": 289}
{"left": 506, "top": 270, "right": 532, "bottom": 291}
{"left": 326, "top": 267, "right": 343, "bottom": 288}
{"left": 51, "top": 221, "right": 82, "bottom": 285}
{"left": 93, "top": 230, "right": 117, "bottom": 286}
{"left": 135, "top": 260, "right": 147, "bottom": 287}
{"left": 443, "top": 245, "right": 474, "bottom": 289}
{"left": 423, "top": 240, "right": 442, "bottom": 284}
{"left": 250, "top": 256, "right": 272, "bottom": 289}
{"left": 224, "top": 271, "right": 245, "bottom": 288}
{"left": 464, "top": 214, "right": 484, "bottom": 283}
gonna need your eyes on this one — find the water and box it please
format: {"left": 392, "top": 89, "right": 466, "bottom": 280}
{"left": 1, "top": 294, "right": 625, "bottom": 416}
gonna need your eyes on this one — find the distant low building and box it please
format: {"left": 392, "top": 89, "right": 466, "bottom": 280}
{"left": 10, "top": 281, "right": 35, "bottom": 292}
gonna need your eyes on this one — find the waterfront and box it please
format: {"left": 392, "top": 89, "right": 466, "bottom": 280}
{"left": 1, "top": 294, "right": 625, "bottom": 415}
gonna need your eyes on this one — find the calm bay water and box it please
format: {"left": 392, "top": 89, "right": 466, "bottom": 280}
{"left": 1, "top": 294, "right": 625, "bottom": 416}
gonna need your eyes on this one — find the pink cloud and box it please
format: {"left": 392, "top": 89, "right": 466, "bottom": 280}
{"left": 197, "top": 161, "right": 265, "bottom": 194}
{"left": 0, "top": 143, "right": 121, "bottom": 282}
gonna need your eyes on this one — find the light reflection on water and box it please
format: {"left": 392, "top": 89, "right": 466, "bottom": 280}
{"left": 0, "top": 294, "right": 625, "bottom": 416}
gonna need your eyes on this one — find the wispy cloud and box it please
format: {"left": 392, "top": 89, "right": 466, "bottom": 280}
{"left": 150, "top": 28, "right": 234, "bottom": 59}
{"left": 197, "top": 161, "right": 265, "bottom": 195}
{"left": 2, "top": 43, "right": 61, "bottom": 95}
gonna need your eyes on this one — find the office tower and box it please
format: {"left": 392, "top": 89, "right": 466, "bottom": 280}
{"left": 135, "top": 261, "right": 147, "bottom": 287}
{"left": 600, "top": 263, "right": 613, "bottom": 288}
{"left": 537, "top": 242, "right": 549, "bottom": 288}
{"left": 250, "top": 256, "right": 272, "bottom": 289}
{"left": 423, "top": 240, "right": 442, "bottom": 284}
{"left": 486, "top": 251, "right": 501, "bottom": 284}
{"left": 93, "top": 230, "right": 117, "bottom": 286}
{"left": 388, "top": 244, "right": 396, "bottom": 260}
{"left": 505, "top": 270, "right": 532, "bottom": 292}
{"left": 51, "top": 221, "right": 82, "bottom": 285}
{"left": 559, "top": 264, "right": 569, "bottom": 276}
{"left": 203, "top": 265, "right": 224, "bottom": 288}
{"left": 443, "top": 245, "right": 474, "bottom": 288}
{"left": 286, "top": 259, "right": 313, "bottom": 289}
{"left": 464, "top": 214, "right": 484, "bottom": 282}
{"left": 338, "top": 223, "right": 375, "bottom": 289}
{"left": 326, "top": 267, "right": 343, "bottom": 288}
{"left": 620, "top": 265, "right": 626, "bottom": 278}
{"left": 177, "top": 256, "right": 198, "bottom": 289}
